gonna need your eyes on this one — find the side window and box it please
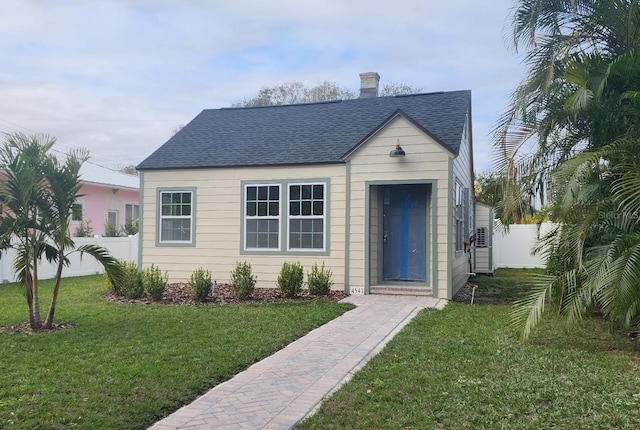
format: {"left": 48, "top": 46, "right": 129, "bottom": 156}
{"left": 159, "top": 191, "right": 194, "bottom": 243}
{"left": 107, "top": 210, "right": 118, "bottom": 228}
{"left": 125, "top": 203, "right": 140, "bottom": 223}
{"left": 71, "top": 202, "right": 83, "bottom": 222}
{"left": 454, "top": 181, "right": 464, "bottom": 251}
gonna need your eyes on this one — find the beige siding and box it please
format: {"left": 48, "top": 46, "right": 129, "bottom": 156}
{"left": 451, "top": 110, "right": 474, "bottom": 295}
{"left": 141, "top": 165, "right": 347, "bottom": 288}
{"left": 347, "top": 115, "right": 452, "bottom": 298}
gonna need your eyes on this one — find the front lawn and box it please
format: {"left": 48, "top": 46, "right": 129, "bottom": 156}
{"left": 0, "top": 276, "right": 353, "bottom": 429}
{"left": 300, "top": 269, "right": 640, "bottom": 429}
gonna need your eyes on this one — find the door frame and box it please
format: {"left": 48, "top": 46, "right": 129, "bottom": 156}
{"left": 364, "top": 180, "right": 439, "bottom": 296}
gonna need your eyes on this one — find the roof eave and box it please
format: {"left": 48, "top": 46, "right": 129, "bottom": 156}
{"left": 81, "top": 180, "right": 139, "bottom": 191}
{"left": 136, "top": 160, "right": 346, "bottom": 172}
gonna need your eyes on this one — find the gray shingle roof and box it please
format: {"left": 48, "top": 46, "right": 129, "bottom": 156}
{"left": 137, "top": 90, "right": 471, "bottom": 170}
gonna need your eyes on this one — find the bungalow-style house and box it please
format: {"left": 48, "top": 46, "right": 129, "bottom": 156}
{"left": 73, "top": 163, "right": 140, "bottom": 237}
{"left": 137, "top": 72, "right": 486, "bottom": 299}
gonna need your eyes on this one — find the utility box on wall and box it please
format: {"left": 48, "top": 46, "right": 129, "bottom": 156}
{"left": 474, "top": 202, "right": 494, "bottom": 274}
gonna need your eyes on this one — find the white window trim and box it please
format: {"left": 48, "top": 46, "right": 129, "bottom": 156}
{"left": 107, "top": 209, "right": 119, "bottom": 227}
{"left": 158, "top": 190, "right": 194, "bottom": 244}
{"left": 287, "top": 182, "right": 327, "bottom": 252}
{"left": 243, "top": 183, "right": 281, "bottom": 251}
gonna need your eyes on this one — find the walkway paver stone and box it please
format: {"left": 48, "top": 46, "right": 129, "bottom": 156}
{"left": 149, "top": 294, "right": 446, "bottom": 430}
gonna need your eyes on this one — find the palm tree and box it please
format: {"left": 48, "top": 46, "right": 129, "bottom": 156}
{"left": 495, "top": 0, "right": 640, "bottom": 338}
{"left": 497, "top": 1, "right": 640, "bottom": 185}
{"left": 0, "top": 134, "right": 53, "bottom": 329}
{"left": 0, "top": 133, "right": 122, "bottom": 330}
{"left": 40, "top": 148, "right": 122, "bottom": 328}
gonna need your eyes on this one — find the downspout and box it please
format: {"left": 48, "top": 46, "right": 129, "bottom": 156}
{"left": 344, "top": 161, "right": 351, "bottom": 294}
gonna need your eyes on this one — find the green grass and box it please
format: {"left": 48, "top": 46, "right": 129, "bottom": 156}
{"left": 0, "top": 276, "right": 353, "bottom": 429}
{"left": 467, "top": 268, "right": 546, "bottom": 303}
{"left": 300, "top": 269, "right": 640, "bottom": 430}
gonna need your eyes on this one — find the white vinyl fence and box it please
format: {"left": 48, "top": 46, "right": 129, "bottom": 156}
{"left": 493, "top": 222, "right": 557, "bottom": 269}
{"left": 0, "top": 234, "right": 138, "bottom": 284}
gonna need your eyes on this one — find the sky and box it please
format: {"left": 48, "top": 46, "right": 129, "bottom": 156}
{"left": 0, "top": 0, "right": 525, "bottom": 173}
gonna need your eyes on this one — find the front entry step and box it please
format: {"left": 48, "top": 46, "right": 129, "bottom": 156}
{"left": 369, "top": 285, "right": 433, "bottom": 296}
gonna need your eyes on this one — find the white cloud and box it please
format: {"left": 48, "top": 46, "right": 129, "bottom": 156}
{"left": 0, "top": 0, "right": 524, "bottom": 170}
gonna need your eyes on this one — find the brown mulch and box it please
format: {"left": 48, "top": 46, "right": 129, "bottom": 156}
{"left": 105, "top": 283, "right": 348, "bottom": 306}
{"left": 0, "top": 322, "right": 77, "bottom": 335}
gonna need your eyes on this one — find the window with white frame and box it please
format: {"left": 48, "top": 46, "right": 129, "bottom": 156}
{"left": 159, "top": 191, "right": 193, "bottom": 243}
{"left": 244, "top": 184, "right": 280, "bottom": 249}
{"left": 71, "top": 202, "right": 83, "bottom": 222}
{"left": 107, "top": 210, "right": 118, "bottom": 228}
{"left": 288, "top": 183, "right": 325, "bottom": 250}
{"left": 125, "top": 203, "right": 140, "bottom": 223}
{"left": 454, "top": 181, "right": 464, "bottom": 251}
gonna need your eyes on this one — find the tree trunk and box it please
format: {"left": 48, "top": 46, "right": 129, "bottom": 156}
{"left": 43, "top": 253, "right": 65, "bottom": 329}
{"left": 25, "top": 272, "right": 36, "bottom": 327}
{"left": 25, "top": 267, "right": 42, "bottom": 330}
{"left": 32, "top": 254, "right": 42, "bottom": 328}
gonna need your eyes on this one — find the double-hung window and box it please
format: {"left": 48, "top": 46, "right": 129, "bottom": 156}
{"left": 159, "top": 190, "right": 194, "bottom": 243}
{"left": 245, "top": 184, "right": 280, "bottom": 250}
{"left": 288, "top": 183, "right": 325, "bottom": 250}
{"left": 242, "top": 180, "right": 327, "bottom": 253}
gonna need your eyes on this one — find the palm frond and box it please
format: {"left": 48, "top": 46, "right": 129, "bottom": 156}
{"left": 511, "top": 272, "right": 556, "bottom": 340}
{"left": 75, "top": 244, "right": 124, "bottom": 284}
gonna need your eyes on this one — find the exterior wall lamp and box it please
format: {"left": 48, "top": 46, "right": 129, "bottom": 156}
{"left": 389, "top": 139, "right": 406, "bottom": 158}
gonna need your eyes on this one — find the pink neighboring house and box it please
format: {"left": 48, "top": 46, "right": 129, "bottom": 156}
{"left": 72, "top": 163, "right": 140, "bottom": 237}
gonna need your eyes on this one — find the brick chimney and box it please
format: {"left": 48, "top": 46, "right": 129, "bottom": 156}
{"left": 359, "top": 72, "right": 380, "bottom": 98}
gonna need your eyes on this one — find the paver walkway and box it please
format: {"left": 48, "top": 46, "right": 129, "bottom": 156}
{"left": 149, "top": 294, "right": 446, "bottom": 430}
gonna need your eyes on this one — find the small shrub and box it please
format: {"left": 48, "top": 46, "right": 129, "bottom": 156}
{"left": 106, "top": 260, "right": 143, "bottom": 298}
{"left": 142, "top": 264, "right": 168, "bottom": 301}
{"left": 230, "top": 261, "right": 256, "bottom": 300}
{"left": 121, "top": 216, "right": 139, "bottom": 235}
{"left": 307, "top": 262, "right": 334, "bottom": 295}
{"left": 277, "top": 261, "right": 304, "bottom": 298}
{"left": 104, "top": 220, "right": 119, "bottom": 237}
{"left": 189, "top": 267, "right": 212, "bottom": 302}
{"left": 74, "top": 220, "right": 94, "bottom": 237}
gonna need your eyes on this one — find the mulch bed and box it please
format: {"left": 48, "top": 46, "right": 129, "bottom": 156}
{"left": 0, "top": 322, "right": 77, "bottom": 335}
{"left": 104, "top": 283, "right": 349, "bottom": 306}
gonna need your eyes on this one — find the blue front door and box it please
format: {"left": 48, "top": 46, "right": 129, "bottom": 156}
{"left": 382, "top": 184, "right": 427, "bottom": 282}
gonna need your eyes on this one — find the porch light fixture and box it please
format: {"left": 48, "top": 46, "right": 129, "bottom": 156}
{"left": 389, "top": 139, "right": 406, "bottom": 158}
